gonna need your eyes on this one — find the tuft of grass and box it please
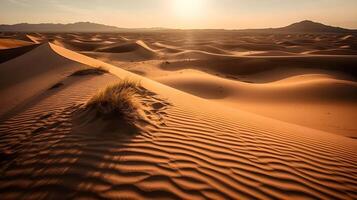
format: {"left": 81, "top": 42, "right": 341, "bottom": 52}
{"left": 86, "top": 79, "right": 141, "bottom": 121}
{"left": 70, "top": 67, "right": 108, "bottom": 76}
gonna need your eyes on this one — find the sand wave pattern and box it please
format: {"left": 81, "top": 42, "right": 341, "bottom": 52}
{"left": 0, "top": 78, "right": 356, "bottom": 199}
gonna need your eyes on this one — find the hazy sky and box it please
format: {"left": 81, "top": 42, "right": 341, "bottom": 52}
{"left": 1, "top": 0, "right": 357, "bottom": 29}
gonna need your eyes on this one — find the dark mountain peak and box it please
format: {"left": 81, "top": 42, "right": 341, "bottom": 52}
{"left": 299, "top": 20, "right": 316, "bottom": 24}
{"left": 280, "top": 20, "right": 349, "bottom": 33}
{"left": 288, "top": 20, "right": 328, "bottom": 28}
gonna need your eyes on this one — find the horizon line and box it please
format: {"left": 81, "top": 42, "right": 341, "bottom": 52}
{"left": 1, "top": 20, "right": 357, "bottom": 31}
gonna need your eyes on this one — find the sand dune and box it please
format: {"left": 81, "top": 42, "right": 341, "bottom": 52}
{"left": 91, "top": 40, "right": 157, "bottom": 61}
{"left": 0, "top": 43, "right": 96, "bottom": 119}
{"left": 0, "top": 38, "right": 34, "bottom": 50}
{"left": 26, "top": 34, "right": 43, "bottom": 44}
{"left": 158, "top": 71, "right": 357, "bottom": 102}
{"left": 16, "top": 31, "right": 357, "bottom": 61}
{"left": 52, "top": 39, "right": 109, "bottom": 52}
{"left": 0, "top": 44, "right": 40, "bottom": 64}
{"left": 48, "top": 32, "right": 355, "bottom": 137}
{"left": 51, "top": 37, "right": 158, "bottom": 62}
{"left": 160, "top": 55, "right": 357, "bottom": 82}
{"left": 156, "top": 70, "right": 357, "bottom": 136}
{"left": 0, "top": 32, "right": 357, "bottom": 199}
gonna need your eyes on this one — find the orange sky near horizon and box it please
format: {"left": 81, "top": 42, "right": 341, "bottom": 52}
{"left": 1, "top": 0, "right": 357, "bottom": 29}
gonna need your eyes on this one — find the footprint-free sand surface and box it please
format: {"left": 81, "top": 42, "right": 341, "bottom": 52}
{"left": 0, "top": 32, "right": 356, "bottom": 199}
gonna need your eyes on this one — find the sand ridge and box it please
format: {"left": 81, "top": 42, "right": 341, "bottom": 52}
{"left": 3, "top": 32, "right": 356, "bottom": 135}
{"left": 0, "top": 32, "right": 356, "bottom": 199}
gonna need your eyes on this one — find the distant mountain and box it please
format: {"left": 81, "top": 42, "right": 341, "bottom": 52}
{"left": 0, "top": 20, "right": 356, "bottom": 33}
{"left": 241, "top": 20, "right": 356, "bottom": 33}
{"left": 275, "top": 20, "right": 354, "bottom": 33}
{"left": 0, "top": 22, "right": 124, "bottom": 32}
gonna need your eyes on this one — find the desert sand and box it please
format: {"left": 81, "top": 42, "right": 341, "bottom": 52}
{"left": 0, "top": 32, "right": 357, "bottom": 199}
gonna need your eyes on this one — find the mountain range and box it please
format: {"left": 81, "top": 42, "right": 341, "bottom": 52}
{"left": 0, "top": 20, "right": 355, "bottom": 33}
{"left": 254, "top": 20, "right": 356, "bottom": 33}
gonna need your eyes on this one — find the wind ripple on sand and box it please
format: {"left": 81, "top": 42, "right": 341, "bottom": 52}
{"left": 0, "top": 39, "right": 357, "bottom": 199}
{"left": 1, "top": 78, "right": 357, "bottom": 199}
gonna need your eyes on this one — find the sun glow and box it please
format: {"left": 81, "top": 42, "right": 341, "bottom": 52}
{"left": 172, "top": 0, "right": 205, "bottom": 20}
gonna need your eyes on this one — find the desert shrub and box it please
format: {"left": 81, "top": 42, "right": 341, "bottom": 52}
{"left": 86, "top": 79, "right": 140, "bottom": 121}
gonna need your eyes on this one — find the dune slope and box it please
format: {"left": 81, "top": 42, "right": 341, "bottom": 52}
{"left": 0, "top": 43, "right": 356, "bottom": 199}
{"left": 0, "top": 39, "right": 34, "bottom": 50}
{"left": 157, "top": 70, "right": 357, "bottom": 137}
{"left": 0, "top": 42, "right": 110, "bottom": 120}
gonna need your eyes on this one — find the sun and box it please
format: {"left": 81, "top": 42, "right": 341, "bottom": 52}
{"left": 172, "top": 0, "right": 205, "bottom": 20}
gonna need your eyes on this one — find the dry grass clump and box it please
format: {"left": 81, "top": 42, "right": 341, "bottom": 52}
{"left": 86, "top": 79, "right": 140, "bottom": 121}
{"left": 70, "top": 66, "right": 108, "bottom": 76}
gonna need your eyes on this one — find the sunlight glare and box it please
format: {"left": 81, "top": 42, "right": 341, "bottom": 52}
{"left": 172, "top": 0, "right": 205, "bottom": 20}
